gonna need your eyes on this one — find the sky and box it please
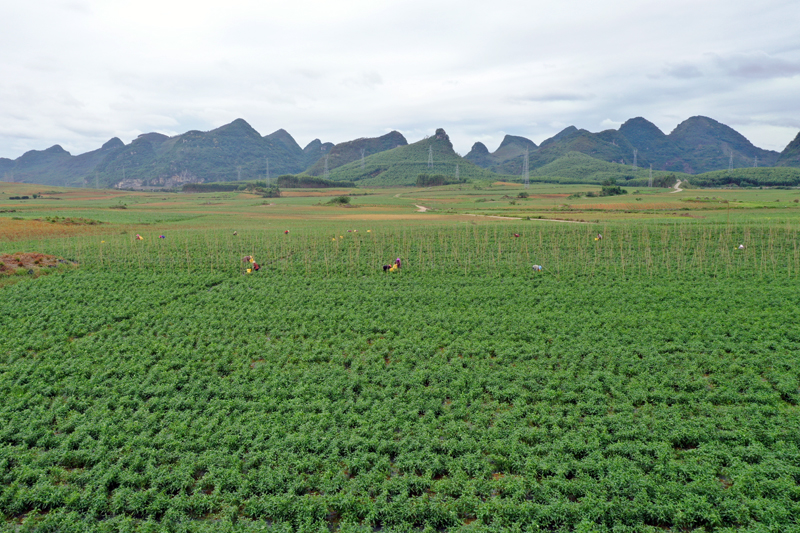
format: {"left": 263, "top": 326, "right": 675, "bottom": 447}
{"left": 1, "top": 0, "right": 799, "bottom": 160}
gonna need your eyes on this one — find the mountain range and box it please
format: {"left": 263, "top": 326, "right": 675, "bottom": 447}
{"left": 1, "top": 116, "right": 798, "bottom": 188}
{"left": 466, "top": 116, "right": 788, "bottom": 176}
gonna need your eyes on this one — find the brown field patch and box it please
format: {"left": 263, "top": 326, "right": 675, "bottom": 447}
{"left": 0, "top": 217, "right": 106, "bottom": 241}
{"left": 0, "top": 252, "right": 69, "bottom": 274}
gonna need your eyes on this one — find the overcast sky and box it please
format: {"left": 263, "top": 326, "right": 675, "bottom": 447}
{"left": 1, "top": 0, "right": 799, "bottom": 160}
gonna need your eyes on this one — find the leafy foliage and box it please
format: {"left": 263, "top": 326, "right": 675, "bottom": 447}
{"left": 524, "top": 152, "right": 688, "bottom": 185}
{"left": 1, "top": 264, "right": 799, "bottom": 531}
{"left": 689, "top": 167, "right": 800, "bottom": 187}
{"left": 276, "top": 175, "right": 355, "bottom": 188}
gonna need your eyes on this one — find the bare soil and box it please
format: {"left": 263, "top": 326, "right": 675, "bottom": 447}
{"left": 0, "top": 252, "right": 73, "bottom": 275}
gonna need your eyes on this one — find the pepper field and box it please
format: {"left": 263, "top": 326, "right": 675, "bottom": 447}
{"left": 1, "top": 183, "right": 799, "bottom": 532}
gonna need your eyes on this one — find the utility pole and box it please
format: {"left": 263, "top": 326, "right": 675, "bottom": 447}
{"left": 95, "top": 171, "right": 99, "bottom": 189}
{"left": 427, "top": 145, "right": 433, "bottom": 170}
{"left": 323, "top": 155, "right": 330, "bottom": 179}
{"left": 754, "top": 156, "right": 758, "bottom": 168}
{"left": 522, "top": 148, "right": 530, "bottom": 188}
{"left": 729, "top": 151, "right": 733, "bottom": 171}
{"left": 237, "top": 166, "right": 242, "bottom": 181}
{"left": 360, "top": 148, "right": 366, "bottom": 170}
{"left": 455, "top": 164, "right": 459, "bottom": 181}
{"left": 632, "top": 149, "right": 638, "bottom": 169}
{"left": 266, "top": 158, "right": 270, "bottom": 186}
{"left": 648, "top": 164, "right": 653, "bottom": 188}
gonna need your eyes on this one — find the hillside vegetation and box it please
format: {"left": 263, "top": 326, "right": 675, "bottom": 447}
{"left": 2, "top": 115, "right": 799, "bottom": 190}
{"left": 327, "top": 129, "right": 497, "bottom": 186}
{"left": 518, "top": 151, "right": 688, "bottom": 185}
{"left": 305, "top": 131, "right": 408, "bottom": 176}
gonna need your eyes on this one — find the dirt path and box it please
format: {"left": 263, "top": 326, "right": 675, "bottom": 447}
{"left": 464, "top": 213, "right": 589, "bottom": 223}
{"left": 464, "top": 213, "right": 519, "bottom": 220}
{"left": 671, "top": 180, "right": 684, "bottom": 193}
{"left": 415, "top": 204, "right": 429, "bottom": 212}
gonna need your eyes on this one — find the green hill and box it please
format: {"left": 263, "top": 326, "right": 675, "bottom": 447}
{"left": 0, "top": 120, "right": 331, "bottom": 188}
{"left": 301, "top": 139, "right": 334, "bottom": 170}
{"left": 467, "top": 116, "right": 787, "bottom": 177}
{"left": 776, "top": 131, "right": 800, "bottom": 167}
{"left": 527, "top": 151, "right": 689, "bottom": 185}
{"left": 668, "top": 116, "right": 780, "bottom": 173}
{"left": 0, "top": 139, "right": 124, "bottom": 187}
{"left": 531, "top": 128, "right": 635, "bottom": 169}
{"left": 305, "top": 131, "right": 407, "bottom": 176}
{"left": 326, "top": 129, "right": 497, "bottom": 186}
{"left": 465, "top": 134, "right": 538, "bottom": 175}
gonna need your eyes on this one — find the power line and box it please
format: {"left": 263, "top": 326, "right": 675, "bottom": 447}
{"left": 522, "top": 148, "right": 530, "bottom": 188}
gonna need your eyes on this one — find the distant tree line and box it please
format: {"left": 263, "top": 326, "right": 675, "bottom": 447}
{"left": 182, "top": 175, "right": 354, "bottom": 193}
{"left": 416, "top": 174, "right": 467, "bottom": 187}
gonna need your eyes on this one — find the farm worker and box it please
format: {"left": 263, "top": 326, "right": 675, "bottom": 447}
{"left": 253, "top": 262, "right": 260, "bottom": 271}
{"left": 233, "top": 231, "right": 238, "bottom": 236}
{"left": 532, "top": 265, "right": 543, "bottom": 272}
{"left": 738, "top": 244, "right": 745, "bottom": 250}
{"left": 135, "top": 234, "right": 143, "bottom": 240}
{"left": 514, "top": 233, "right": 520, "bottom": 238}
{"left": 597, "top": 233, "right": 603, "bottom": 240}
{"left": 159, "top": 235, "right": 165, "bottom": 239}
{"left": 395, "top": 258, "right": 402, "bottom": 269}
{"left": 383, "top": 264, "right": 391, "bottom": 271}
{"left": 284, "top": 230, "right": 289, "bottom": 234}
{"left": 389, "top": 263, "right": 398, "bottom": 272}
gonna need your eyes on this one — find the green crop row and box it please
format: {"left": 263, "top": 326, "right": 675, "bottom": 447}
{"left": 1, "top": 271, "right": 799, "bottom": 531}
{"left": 3, "top": 221, "right": 799, "bottom": 280}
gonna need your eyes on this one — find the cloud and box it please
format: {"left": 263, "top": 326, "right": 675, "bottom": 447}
{"left": 662, "top": 62, "right": 704, "bottom": 79}
{"left": 712, "top": 51, "right": 800, "bottom": 79}
{"left": 341, "top": 71, "right": 384, "bottom": 89}
{"left": 510, "top": 93, "right": 592, "bottom": 104}
{"left": 1, "top": 0, "right": 799, "bottom": 158}
{"left": 600, "top": 119, "right": 621, "bottom": 130}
